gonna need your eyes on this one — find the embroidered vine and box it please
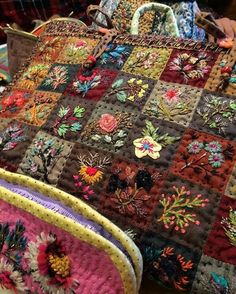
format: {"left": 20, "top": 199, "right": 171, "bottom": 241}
{"left": 144, "top": 88, "right": 193, "bottom": 122}
{"left": 100, "top": 44, "right": 130, "bottom": 67}
{"left": 72, "top": 68, "right": 101, "bottom": 97}
{"left": 43, "top": 65, "right": 68, "bottom": 90}
{"left": 180, "top": 140, "right": 234, "bottom": 178}
{"left": 81, "top": 112, "right": 133, "bottom": 150}
{"left": 128, "top": 51, "right": 159, "bottom": 70}
{"left": 157, "top": 186, "right": 209, "bottom": 233}
{"left": 169, "top": 52, "right": 212, "bottom": 81}
{"left": 197, "top": 95, "right": 236, "bottom": 135}
{"left": 222, "top": 208, "right": 236, "bottom": 247}
{"left": 144, "top": 246, "right": 193, "bottom": 291}
{"left": 53, "top": 105, "right": 85, "bottom": 138}
{"left": 73, "top": 152, "right": 111, "bottom": 200}
{"left": 21, "top": 136, "right": 64, "bottom": 183}
{"left": 0, "top": 124, "right": 26, "bottom": 150}
{"left": 133, "top": 120, "right": 180, "bottom": 159}
{"left": 201, "top": 272, "right": 231, "bottom": 294}
{"left": 107, "top": 78, "right": 149, "bottom": 104}
{"left": 107, "top": 165, "right": 162, "bottom": 217}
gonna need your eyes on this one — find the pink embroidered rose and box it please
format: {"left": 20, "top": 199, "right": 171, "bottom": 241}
{"left": 99, "top": 114, "right": 118, "bottom": 133}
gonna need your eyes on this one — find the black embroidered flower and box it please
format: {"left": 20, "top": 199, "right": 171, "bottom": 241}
{"left": 135, "top": 170, "right": 153, "bottom": 191}
{"left": 107, "top": 174, "right": 128, "bottom": 193}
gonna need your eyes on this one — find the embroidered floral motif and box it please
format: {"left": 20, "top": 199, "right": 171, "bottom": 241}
{"left": 157, "top": 186, "right": 209, "bottom": 233}
{"left": 0, "top": 91, "right": 30, "bottom": 115}
{"left": 0, "top": 221, "right": 28, "bottom": 292}
{"left": 201, "top": 272, "right": 231, "bottom": 294}
{"left": 169, "top": 52, "right": 212, "bottom": 81}
{"left": 21, "top": 136, "right": 64, "bottom": 183}
{"left": 124, "top": 47, "right": 171, "bottom": 79}
{"left": 37, "top": 37, "right": 62, "bottom": 62}
{"left": 197, "top": 95, "right": 236, "bottom": 135}
{"left": 72, "top": 68, "right": 101, "bottom": 97}
{"left": 144, "top": 86, "right": 197, "bottom": 126}
{"left": 18, "top": 64, "right": 49, "bottom": 90}
{"left": 25, "top": 232, "right": 79, "bottom": 294}
{"left": 99, "top": 44, "right": 130, "bottom": 67}
{"left": 0, "top": 123, "right": 26, "bottom": 151}
{"left": 18, "top": 92, "right": 60, "bottom": 126}
{"left": 42, "top": 65, "right": 68, "bottom": 90}
{"left": 107, "top": 77, "right": 149, "bottom": 104}
{"left": 82, "top": 111, "right": 133, "bottom": 150}
{"left": 112, "top": 0, "right": 132, "bottom": 32}
{"left": 73, "top": 152, "right": 111, "bottom": 200}
{"left": 107, "top": 165, "right": 161, "bottom": 217}
{"left": 221, "top": 208, "right": 236, "bottom": 247}
{"left": 133, "top": 120, "right": 180, "bottom": 159}
{"left": 53, "top": 105, "right": 85, "bottom": 138}
{"left": 144, "top": 246, "right": 193, "bottom": 291}
{"left": 180, "top": 140, "right": 231, "bottom": 176}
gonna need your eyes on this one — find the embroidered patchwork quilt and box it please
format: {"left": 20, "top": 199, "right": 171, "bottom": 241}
{"left": 0, "top": 20, "right": 236, "bottom": 293}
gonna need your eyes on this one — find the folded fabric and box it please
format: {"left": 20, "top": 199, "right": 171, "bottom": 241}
{"left": 0, "top": 168, "right": 142, "bottom": 294}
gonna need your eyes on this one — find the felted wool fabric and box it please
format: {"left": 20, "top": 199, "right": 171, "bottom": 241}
{"left": 0, "top": 168, "right": 142, "bottom": 294}
{"left": 0, "top": 19, "right": 236, "bottom": 293}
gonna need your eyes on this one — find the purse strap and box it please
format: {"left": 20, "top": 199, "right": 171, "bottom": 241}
{"left": 130, "top": 2, "right": 179, "bottom": 36}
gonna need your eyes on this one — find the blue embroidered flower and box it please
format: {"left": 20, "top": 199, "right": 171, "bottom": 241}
{"left": 100, "top": 44, "right": 129, "bottom": 67}
{"left": 208, "top": 153, "right": 224, "bottom": 168}
{"left": 205, "top": 141, "right": 222, "bottom": 153}
{"left": 187, "top": 141, "right": 204, "bottom": 154}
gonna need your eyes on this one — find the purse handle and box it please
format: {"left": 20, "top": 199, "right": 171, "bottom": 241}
{"left": 87, "top": 4, "right": 114, "bottom": 29}
{"left": 130, "top": 2, "right": 179, "bottom": 36}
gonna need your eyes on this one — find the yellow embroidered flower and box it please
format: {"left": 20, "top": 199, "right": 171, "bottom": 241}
{"left": 79, "top": 166, "right": 103, "bottom": 185}
{"left": 127, "top": 78, "right": 149, "bottom": 101}
{"left": 133, "top": 136, "right": 162, "bottom": 159}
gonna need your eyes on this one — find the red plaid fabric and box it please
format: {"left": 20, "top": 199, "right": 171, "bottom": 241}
{"left": 0, "top": 0, "right": 100, "bottom": 43}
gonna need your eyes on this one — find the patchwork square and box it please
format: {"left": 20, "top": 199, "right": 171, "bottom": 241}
{"left": 203, "top": 195, "right": 236, "bottom": 266}
{"left": 56, "top": 37, "right": 99, "bottom": 64}
{"left": 18, "top": 131, "right": 73, "bottom": 185}
{"left": 65, "top": 67, "right": 118, "bottom": 101}
{"left": 37, "top": 63, "right": 79, "bottom": 93}
{"left": 15, "top": 62, "right": 50, "bottom": 91}
{"left": 103, "top": 72, "right": 155, "bottom": 109}
{"left": 33, "top": 36, "right": 67, "bottom": 63}
{"left": 80, "top": 101, "right": 137, "bottom": 153}
{"left": 191, "top": 255, "right": 236, "bottom": 293}
{"left": 97, "top": 44, "right": 133, "bottom": 70}
{"left": 170, "top": 128, "right": 236, "bottom": 193}
{"left": 225, "top": 164, "right": 236, "bottom": 199}
{"left": 99, "top": 159, "right": 166, "bottom": 230}
{"left": 151, "top": 174, "right": 221, "bottom": 251}
{"left": 0, "top": 120, "right": 38, "bottom": 170}
{"left": 122, "top": 46, "right": 172, "bottom": 80}
{"left": 143, "top": 81, "right": 202, "bottom": 127}
{"left": 190, "top": 90, "right": 236, "bottom": 141}
{"left": 160, "top": 49, "right": 218, "bottom": 88}
{"left": 0, "top": 90, "right": 32, "bottom": 118}
{"left": 140, "top": 232, "right": 201, "bottom": 292}
{"left": 16, "top": 91, "right": 61, "bottom": 126}
{"left": 44, "top": 95, "right": 95, "bottom": 141}
{"left": 122, "top": 114, "right": 184, "bottom": 170}
{"left": 57, "top": 143, "right": 113, "bottom": 202}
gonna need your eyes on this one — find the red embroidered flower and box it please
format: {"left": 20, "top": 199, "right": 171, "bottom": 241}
{"left": 99, "top": 114, "right": 118, "bottom": 133}
{"left": 164, "top": 89, "right": 180, "bottom": 104}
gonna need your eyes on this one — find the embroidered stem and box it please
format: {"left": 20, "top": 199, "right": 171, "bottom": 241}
{"left": 180, "top": 152, "right": 207, "bottom": 171}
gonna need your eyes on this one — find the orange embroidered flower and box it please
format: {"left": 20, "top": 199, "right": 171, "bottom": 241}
{"left": 98, "top": 114, "right": 118, "bottom": 133}
{"left": 78, "top": 166, "right": 103, "bottom": 185}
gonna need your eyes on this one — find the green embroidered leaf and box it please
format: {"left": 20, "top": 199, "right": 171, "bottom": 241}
{"left": 117, "top": 130, "right": 127, "bottom": 138}
{"left": 58, "top": 106, "right": 70, "bottom": 118}
{"left": 58, "top": 124, "right": 69, "bottom": 137}
{"left": 70, "top": 123, "right": 82, "bottom": 132}
{"left": 114, "top": 140, "right": 124, "bottom": 148}
{"left": 157, "top": 133, "right": 181, "bottom": 147}
{"left": 222, "top": 112, "right": 232, "bottom": 118}
{"left": 73, "top": 106, "right": 85, "bottom": 118}
{"left": 229, "top": 101, "right": 236, "bottom": 110}
{"left": 112, "top": 79, "right": 123, "bottom": 89}
{"left": 117, "top": 91, "right": 127, "bottom": 102}
{"left": 142, "top": 120, "right": 159, "bottom": 140}
{"left": 91, "top": 134, "right": 101, "bottom": 141}
{"left": 104, "top": 135, "right": 112, "bottom": 143}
